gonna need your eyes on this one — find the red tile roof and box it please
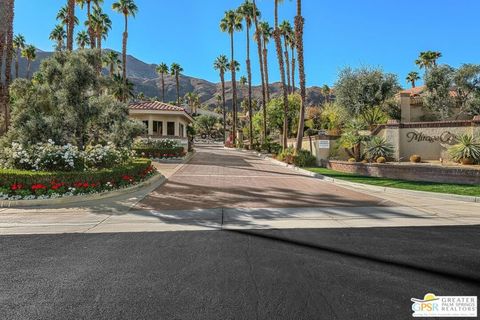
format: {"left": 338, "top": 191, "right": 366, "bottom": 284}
{"left": 399, "top": 85, "right": 426, "bottom": 96}
{"left": 129, "top": 101, "right": 187, "bottom": 112}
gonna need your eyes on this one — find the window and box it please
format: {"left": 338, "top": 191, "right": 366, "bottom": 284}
{"left": 153, "top": 121, "right": 163, "bottom": 134}
{"left": 180, "top": 124, "right": 184, "bottom": 138}
{"left": 167, "top": 122, "right": 175, "bottom": 136}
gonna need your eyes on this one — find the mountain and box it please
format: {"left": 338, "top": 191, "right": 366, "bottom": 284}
{"left": 15, "top": 49, "right": 326, "bottom": 109}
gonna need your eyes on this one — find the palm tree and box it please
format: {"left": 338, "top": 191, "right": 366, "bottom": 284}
{"left": 76, "top": 0, "right": 104, "bottom": 48}
{"left": 155, "top": 63, "right": 169, "bottom": 102}
{"left": 56, "top": 4, "right": 79, "bottom": 51}
{"left": 321, "top": 84, "right": 330, "bottom": 103}
{"left": 273, "top": 0, "right": 289, "bottom": 149}
{"left": 220, "top": 10, "right": 243, "bottom": 145}
{"left": 238, "top": 0, "right": 259, "bottom": 146}
{"left": 50, "top": 25, "right": 67, "bottom": 51}
{"left": 406, "top": 71, "right": 420, "bottom": 88}
{"left": 13, "top": 34, "right": 25, "bottom": 79}
{"left": 258, "top": 21, "right": 272, "bottom": 102}
{"left": 103, "top": 51, "right": 121, "bottom": 76}
{"left": 239, "top": 75, "right": 248, "bottom": 100}
{"left": 1, "top": 0, "right": 14, "bottom": 132}
{"left": 214, "top": 55, "right": 229, "bottom": 143}
{"left": 67, "top": 0, "right": 76, "bottom": 51}
{"left": 415, "top": 51, "right": 442, "bottom": 71}
{"left": 170, "top": 63, "right": 183, "bottom": 106}
{"left": 76, "top": 30, "right": 89, "bottom": 49}
{"left": 90, "top": 5, "right": 111, "bottom": 51}
{"left": 21, "top": 45, "right": 36, "bottom": 80}
{"left": 288, "top": 30, "right": 296, "bottom": 94}
{"left": 279, "top": 20, "right": 293, "bottom": 94}
{"left": 294, "top": 0, "right": 307, "bottom": 151}
{"left": 185, "top": 92, "right": 200, "bottom": 114}
{"left": 112, "top": 74, "right": 135, "bottom": 102}
{"left": 252, "top": 0, "right": 267, "bottom": 141}
{"left": 112, "top": 0, "right": 138, "bottom": 101}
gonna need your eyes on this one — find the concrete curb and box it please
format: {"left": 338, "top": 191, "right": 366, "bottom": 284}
{"left": 234, "top": 148, "right": 480, "bottom": 204}
{"left": 0, "top": 173, "right": 166, "bottom": 208}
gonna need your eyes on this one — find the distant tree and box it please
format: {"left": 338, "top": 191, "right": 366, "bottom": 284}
{"left": 21, "top": 45, "right": 37, "bottom": 79}
{"left": 112, "top": 74, "right": 135, "bottom": 102}
{"left": 252, "top": 0, "right": 267, "bottom": 141}
{"left": 415, "top": 51, "right": 442, "bottom": 72}
{"left": 279, "top": 20, "right": 293, "bottom": 93}
{"left": 194, "top": 114, "right": 219, "bottom": 136}
{"left": 213, "top": 55, "right": 229, "bottom": 142}
{"left": 258, "top": 21, "right": 273, "bottom": 102}
{"left": 13, "top": 34, "right": 26, "bottom": 79}
{"left": 103, "top": 51, "right": 121, "bottom": 76}
{"left": 170, "top": 63, "right": 183, "bottom": 106}
{"left": 453, "top": 64, "right": 480, "bottom": 117}
{"left": 76, "top": 30, "right": 89, "bottom": 49}
{"left": 89, "top": 5, "right": 111, "bottom": 52}
{"left": 50, "top": 25, "right": 67, "bottom": 51}
{"left": 406, "top": 71, "right": 420, "bottom": 88}
{"left": 423, "top": 65, "right": 456, "bottom": 120}
{"left": 155, "top": 63, "right": 169, "bottom": 102}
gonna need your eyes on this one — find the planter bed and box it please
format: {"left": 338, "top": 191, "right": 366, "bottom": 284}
{"left": 0, "top": 159, "right": 156, "bottom": 201}
{"left": 133, "top": 147, "right": 186, "bottom": 160}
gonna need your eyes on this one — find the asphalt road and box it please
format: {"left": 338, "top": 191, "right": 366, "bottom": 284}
{"left": 1, "top": 225, "right": 479, "bottom": 320}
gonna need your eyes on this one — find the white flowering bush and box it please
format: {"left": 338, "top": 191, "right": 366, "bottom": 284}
{"left": 0, "top": 142, "right": 32, "bottom": 170}
{"left": 84, "top": 143, "right": 132, "bottom": 169}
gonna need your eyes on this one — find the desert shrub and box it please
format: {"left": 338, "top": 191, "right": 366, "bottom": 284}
{"left": 363, "top": 136, "right": 394, "bottom": 161}
{"left": 448, "top": 134, "right": 480, "bottom": 163}
{"left": 278, "top": 147, "right": 295, "bottom": 164}
{"left": 410, "top": 155, "right": 422, "bottom": 163}
{"left": 293, "top": 150, "right": 316, "bottom": 167}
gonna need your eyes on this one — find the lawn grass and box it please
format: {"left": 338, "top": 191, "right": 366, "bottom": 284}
{"left": 304, "top": 167, "right": 480, "bottom": 197}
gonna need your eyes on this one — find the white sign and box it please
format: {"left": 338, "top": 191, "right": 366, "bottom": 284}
{"left": 411, "top": 293, "right": 477, "bottom": 317}
{"left": 318, "top": 140, "right": 330, "bottom": 149}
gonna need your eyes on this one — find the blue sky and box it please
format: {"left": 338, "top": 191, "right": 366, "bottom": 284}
{"left": 14, "top": 0, "right": 480, "bottom": 87}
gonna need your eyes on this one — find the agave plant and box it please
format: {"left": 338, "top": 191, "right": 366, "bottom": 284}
{"left": 363, "top": 136, "right": 394, "bottom": 161}
{"left": 448, "top": 134, "right": 480, "bottom": 164}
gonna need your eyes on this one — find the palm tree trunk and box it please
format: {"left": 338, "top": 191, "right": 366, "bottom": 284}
{"left": 284, "top": 35, "right": 291, "bottom": 94}
{"left": 3, "top": 0, "right": 14, "bottom": 132}
{"left": 291, "top": 45, "right": 295, "bottom": 94}
{"left": 161, "top": 73, "right": 165, "bottom": 102}
{"left": 274, "top": 0, "right": 289, "bottom": 149}
{"left": 122, "top": 14, "right": 128, "bottom": 101}
{"left": 295, "top": 0, "right": 307, "bottom": 152}
{"left": 175, "top": 73, "right": 180, "bottom": 106}
{"left": 230, "top": 32, "right": 238, "bottom": 145}
{"left": 221, "top": 72, "right": 226, "bottom": 144}
{"left": 246, "top": 24, "right": 253, "bottom": 147}
{"left": 263, "top": 43, "right": 270, "bottom": 102}
{"left": 87, "top": 1, "right": 95, "bottom": 48}
{"left": 97, "top": 32, "right": 102, "bottom": 73}
{"left": 67, "top": 0, "right": 75, "bottom": 51}
{"left": 253, "top": 0, "right": 267, "bottom": 141}
{"left": 26, "top": 60, "right": 31, "bottom": 80}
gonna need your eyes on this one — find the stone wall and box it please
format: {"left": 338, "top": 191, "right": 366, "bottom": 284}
{"left": 327, "top": 160, "right": 480, "bottom": 185}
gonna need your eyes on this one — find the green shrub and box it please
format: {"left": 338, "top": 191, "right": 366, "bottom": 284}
{"left": 448, "top": 134, "right": 480, "bottom": 163}
{"left": 293, "top": 150, "right": 317, "bottom": 167}
{"left": 133, "top": 147, "right": 185, "bottom": 159}
{"left": 278, "top": 147, "right": 295, "bottom": 164}
{"left": 348, "top": 158, "right": 356, "bottom": 163}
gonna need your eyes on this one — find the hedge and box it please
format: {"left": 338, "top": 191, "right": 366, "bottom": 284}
{"left": 133, "top": 147, "right": 185, "bottom": 159}
{"left": 0, "top": 158, "right": 155, "bottom": 198}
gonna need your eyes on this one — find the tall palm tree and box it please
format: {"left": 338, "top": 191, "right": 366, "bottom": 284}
{"left": 288, "top": 30, "right": 296, "bottom": 94}
{"left": 50, "top": 25, "right": 67, "bottom": 51}
{"left": 90, "top": 5, "right": 111, "bottom": 51}
{"left": 1, "top": 0, "right": 14, "bottom": 132}
{"left": 67, "top": 0, "right": 76, "bottom": 51}
{"left": 415, "top": 51, "right": 442, "bottom": 72}
{"left": 76, "top": 30, "right": 89, "bottom": 49}
{"left": 13, "top": 34, "right": 25, "bottom": 79}
{"left": 103, "top": 51, "right": 121, "bottom": 76}
{"left": 258, "top": 21, "right": 272, "bottom": 102}
{"left": 21, "top": 45, "right": 36, "bottom": 80}
{"left": 112, "top": 74, "right": 135, "bottom": 102}
{"left": 170, "top": 63, "right": 183, "bottom": 106}
{"left": 294, "top": 0, "right": 307, "bottom": 151}
{"left": 406, "top": 71, "right": 420, "bottom": 88}
{"left": 76, "top": 0, "right": 104, "bottom": 48}
{"left": 321, "top": 84, "right": 330, "bottom": 103}
{"left": 112, "top": 0, "right": 138, "bottom": 101}
{"left": 220, "top": 10, "right": 243, "bottom": 145}
{"left": 56, "top": 4, "right": 79, "bottom": 51}
{"left": 252, "top": 0, "right": 267, "bottom": 141}
{"left": 279, "top": 20, "right": 293, "bottom": 94}
{"left": 238, "top": 0, "right": 258, "bottom": 146}
{"left": 155, "top": 63, "right": 169, "bottom": 102}
{"left": 273, "top": 0, "right": 289, "bottom": 149}
{"left": 214, "top": 54, "right": 229, "bottom": 143}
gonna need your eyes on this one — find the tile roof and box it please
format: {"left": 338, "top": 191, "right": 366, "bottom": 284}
{"left": 399, "top": 85, "right": 426, "bottom": 96}
{"left": 129, "top": 101, "right": 187, "bottom": 112}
